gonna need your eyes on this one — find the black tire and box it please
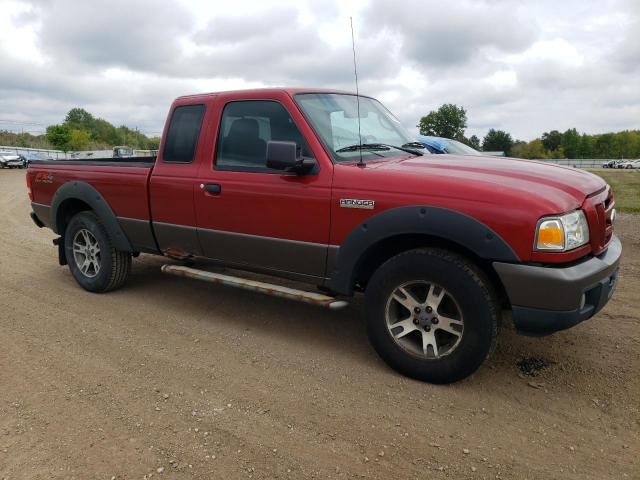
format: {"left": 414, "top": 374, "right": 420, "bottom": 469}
{"left": 64, "top": 211, "right": 131, "bottom": 293}
{"left": 364, "top": 248, "right": 499, "bottom": 384}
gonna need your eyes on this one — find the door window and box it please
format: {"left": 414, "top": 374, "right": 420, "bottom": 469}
{"left": 216, "top": 100, "right": 313, "bottom": 172}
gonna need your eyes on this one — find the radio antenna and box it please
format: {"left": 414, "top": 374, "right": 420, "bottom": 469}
{"left": 350, "top": 17, "right": 365, "bottom": 168}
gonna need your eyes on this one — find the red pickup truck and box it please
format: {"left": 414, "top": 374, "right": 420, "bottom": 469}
{"left": 27, "top": 88, "right": 621, "bottom": 383}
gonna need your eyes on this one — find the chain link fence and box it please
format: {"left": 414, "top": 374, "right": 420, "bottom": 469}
{"left": 536, "top": 159, "right": 638, "bottom": 169}
{"left": 0, "top": 145, "right": 67, "bottom": 160}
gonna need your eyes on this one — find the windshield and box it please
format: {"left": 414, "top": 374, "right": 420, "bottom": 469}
{"left": 295, "top": 93, "right": 415, "bottom": 163}
{"left": 444, "top": 139, "right": 480, "bottom": 155}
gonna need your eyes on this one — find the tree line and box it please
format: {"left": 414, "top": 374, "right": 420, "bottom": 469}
{"left": 3, "top": 104, "right": 638, "bottom": 159}
{"left": 418, "top": 104, "right": 640, "bottom": 159}
{"left": 0, "top": 130, "right": 52, "bottom": 150}
{"left": 0, "top": 108, "right": 160, "bottom": 152}
{"left": 46, "top": 108, "right": 160, "bottom": 152}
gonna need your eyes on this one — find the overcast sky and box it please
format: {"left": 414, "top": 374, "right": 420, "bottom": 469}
{"left": 0, "top": 0, "right": 638, "bottom": 140}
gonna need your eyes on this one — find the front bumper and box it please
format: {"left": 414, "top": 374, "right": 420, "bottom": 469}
{"left": 493, "top": 235, "right": 622, "bottom": 336}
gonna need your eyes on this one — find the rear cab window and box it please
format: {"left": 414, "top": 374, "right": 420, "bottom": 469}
{"left": 162, "top": 104, "right": 206, "bottom": 163}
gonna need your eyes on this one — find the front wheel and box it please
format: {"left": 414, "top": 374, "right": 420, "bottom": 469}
{"left": 64, "top": 211, "right": 131, "bottom": 292}
{"left": 365, "top": 248, "right": 499, "bottom": 384}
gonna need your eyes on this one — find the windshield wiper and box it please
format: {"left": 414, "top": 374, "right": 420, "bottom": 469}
{"left": 335, "top": 143, "right": 386, "bottom": 157}
{"left": 402, "top": 142, "right": 427, "bottom": 150}
{"left": 336, "top": 143, "right": 423, "bottom": 156}
{"left": 336, "top": 143, "right": 389, "bottom": 152}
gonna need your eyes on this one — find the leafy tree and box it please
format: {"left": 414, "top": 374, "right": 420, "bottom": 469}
{"left": 482, "top": 129, "right": 514, "bottom": 155}
{"left": 148, "top": 136, "right": 161, "bottom": 149}
{"left": 511, "top": 139, "right": 548, "bottom": 159}
{"left": 548, "top": 146, "right": 566, "bottom": 159}
{"left": 65, "top": 108, "right": 96, "bottom": 133}
{"left": 69, "top": 129, "right": 92, "bottom": 151}
{"left": 562, "top": 128, "right": 580, "bottom": 159}
{"left": 0, "top": 130, "right": 53, "bottom": 149}
{"left": 46, "top": 124, "right": 72, "bottom": 152}
{"left": 93, "top": 117, "right": 119, "bottom": 145}
{"left": 618, "top": 130, "right": 640, "bottom": 158}
{"left": 594, "top": 133, "right": 615, "bottom": 158}
{"left": 54, "top": 107, "right": 161, "bottom": 150}
{"left": 466, "top": 134, "right": 481, "bottom": 150}
{"left": 578, "top": 134, "right": 594, "bottom": 158}
{"left": 417, "top": 104, "right": 467, "bottom": 140}
{"left": 541, "top": 130, "right": 562, "bottom": 151}
{"left": 510, "top": 140, "right": 526, "bottom": 158}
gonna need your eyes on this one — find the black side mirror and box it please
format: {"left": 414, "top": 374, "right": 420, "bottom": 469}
{"left": 266, "top": 140, "right": 315, "bottom": 175}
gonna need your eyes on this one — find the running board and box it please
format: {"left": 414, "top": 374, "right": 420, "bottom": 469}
{"left": 161, "top": 264, "right": 349, "bottom": 310}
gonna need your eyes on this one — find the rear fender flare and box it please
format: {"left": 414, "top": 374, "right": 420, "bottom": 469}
{"left": 50, "top": 181, "right": 133, "bottom": 252}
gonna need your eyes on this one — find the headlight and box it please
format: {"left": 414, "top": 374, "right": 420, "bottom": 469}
{"left": 535, "top": 210, "right": 589, "bottom": 251}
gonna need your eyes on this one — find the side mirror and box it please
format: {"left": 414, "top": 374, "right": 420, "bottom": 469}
{"left": 266, "top": 140, "right": 315, "bottom": 175}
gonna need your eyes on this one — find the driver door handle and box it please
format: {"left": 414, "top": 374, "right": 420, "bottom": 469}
{"left": 200, "top": 183, "right": 221, "bottom": 195}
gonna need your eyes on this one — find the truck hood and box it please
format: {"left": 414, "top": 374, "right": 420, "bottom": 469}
{"left": 365, "top": 154, "right": 606, "bottom": 212}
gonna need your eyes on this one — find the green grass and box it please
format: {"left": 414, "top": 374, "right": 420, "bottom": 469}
{"left": 587, "top": 169, "right": 640, "bottom": 213}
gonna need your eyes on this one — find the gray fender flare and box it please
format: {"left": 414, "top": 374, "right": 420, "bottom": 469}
{"left": 327, "top": 206, "right": 519, "bottom": 295}
{"left": 50, "top": 181, "right": 133, "bottom": 252}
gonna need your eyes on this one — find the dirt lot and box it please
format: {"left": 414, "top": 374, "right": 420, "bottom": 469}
{"left": 0, "top": 168, "right": 638, "bottom": 480}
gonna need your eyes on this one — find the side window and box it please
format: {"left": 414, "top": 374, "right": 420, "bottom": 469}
{"left": 162, "top": 104, "right": 205, "bottom": 163}
{"left": 216, "top": 100, "right": 313, "bottom": 172}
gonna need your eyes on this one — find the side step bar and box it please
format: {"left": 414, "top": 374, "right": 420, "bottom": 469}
{"left": 161, "top": 264, "right": 349, "bottom": 310}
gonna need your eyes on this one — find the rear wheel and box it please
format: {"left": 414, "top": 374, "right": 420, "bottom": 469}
{"left": 64, "top": 211, "right": 131, "bottom": 292}
{"left": 365, "top": 248, "right": 499, "bottom": 384}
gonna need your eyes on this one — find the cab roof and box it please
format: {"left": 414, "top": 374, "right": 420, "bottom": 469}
{"left": 175, "top": 87, "right": 358, "bottom": 101}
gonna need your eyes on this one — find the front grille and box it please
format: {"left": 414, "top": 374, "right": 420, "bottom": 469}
{"left": 591, "top": 188, "right": 614, "bottom": 254}
{"left": 603, "top": 188, "right": 615, "bottom": 247}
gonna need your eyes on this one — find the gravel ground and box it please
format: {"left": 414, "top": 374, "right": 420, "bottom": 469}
{"left": 1, "top": 168, "right": 638, "bottom": 480}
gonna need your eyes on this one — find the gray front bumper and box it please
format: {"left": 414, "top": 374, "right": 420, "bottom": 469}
{"left": 493, "top": 235, "right": 622, "bottom": 335}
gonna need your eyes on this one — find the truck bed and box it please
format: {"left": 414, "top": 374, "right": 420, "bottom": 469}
{"left": 27, "top": 157, "right": 156, "bottom": 253}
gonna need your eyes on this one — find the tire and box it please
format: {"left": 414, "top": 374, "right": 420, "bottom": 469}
{"left": 364, "top": 248, "right": 499, "bottom": 384}
{"left": 64, "top": 211, "right": 131, "bottom": 292}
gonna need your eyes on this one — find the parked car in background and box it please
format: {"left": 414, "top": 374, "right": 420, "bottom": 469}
{"left": 0, "top": 151, "right": 25, "bottom": 168}
{"left": 617, "top": 159, "right": 640, "bottom": 169}
{"left": 415, "top": 135, "right": 483, "bottom": 155}
{"left": 71, "top": 146, "right": 135, "bottom": 160}
{"left": 18, "top": 152, "right": 46, "bottom": 167}
{"left": 602, "top": 160, "right": 622, "bottom": 168}
{"left": 113, "top": 146, "right": 134, "bottom": 158}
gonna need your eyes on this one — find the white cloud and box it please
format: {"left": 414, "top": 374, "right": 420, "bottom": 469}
{"left": 0, "top": 0, "right": 637, "bottom": 140}
{"left": 486, "top": 71, "right": 518, "bottom": 89}
{"left": 0, "top": 1, "right": 45, "bottom": 65}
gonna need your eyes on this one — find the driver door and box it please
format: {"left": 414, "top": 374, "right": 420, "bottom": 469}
{"left": 194, "top": 95, "right": 333, "bottom": 280}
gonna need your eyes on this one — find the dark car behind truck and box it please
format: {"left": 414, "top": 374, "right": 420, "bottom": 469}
{"left": 27, "top": 88, "right": 621, "bottom": 383}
